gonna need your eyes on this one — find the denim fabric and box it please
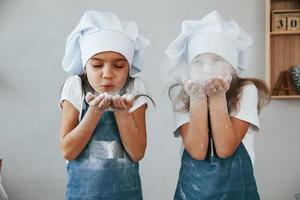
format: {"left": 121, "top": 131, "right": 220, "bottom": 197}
{"left": 66, "top": 100, "right": 142, "bottom": 200}
{"left": 174, "top": 141, "right": 260, "bottom": 200}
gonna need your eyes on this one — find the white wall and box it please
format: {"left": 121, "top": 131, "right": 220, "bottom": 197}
{"left": 0, "top": 0, "right": 299, "bottom": 199}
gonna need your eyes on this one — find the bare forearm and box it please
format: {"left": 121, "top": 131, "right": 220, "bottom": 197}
{"left": 209, "top": 94, "right": 237, "bottom": 157}
{"left": 114, "top": 111, "right": 146, "bottom": 162}
{"left": 184, "top": 96, "right": 209, "bottom": 159}
{"left": 61, "top": 107, "right": 104, "bottom": 160}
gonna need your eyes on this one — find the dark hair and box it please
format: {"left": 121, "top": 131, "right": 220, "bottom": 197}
{"left": 169, "top": 74, "right": 270, "bottom": 114}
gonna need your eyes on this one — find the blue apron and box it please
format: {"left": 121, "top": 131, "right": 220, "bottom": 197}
{"left": 174, "top": 116, "right": 260, "bottom": 200}
{"left": 66, "top": 99, "right": 142, "bottom": 200}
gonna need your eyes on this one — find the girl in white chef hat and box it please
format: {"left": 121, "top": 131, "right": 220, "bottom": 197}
{"left": 166, "top": 11, "right": 270, "bottom": 199}
{"left": 59, "top": 10, "right": 153, "bottom": 200}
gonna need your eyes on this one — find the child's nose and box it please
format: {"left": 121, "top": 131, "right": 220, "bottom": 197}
{"left": 102, "top": 65, "right": 113, "bottom": 78}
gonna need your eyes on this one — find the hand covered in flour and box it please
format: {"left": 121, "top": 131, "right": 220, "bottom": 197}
{"left": 111, "top": 94, "right": 135, "bottom": 111}
{"left": 204, "top": 75, "right": 231, "bottom": 96}
{"left": 85, "top": 92, "right": 112, "bottom": 111}
{"left": 184, "top": 80, "right": 206, "bottom": 99}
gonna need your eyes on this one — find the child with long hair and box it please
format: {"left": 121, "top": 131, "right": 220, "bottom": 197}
{"left": 166, "top": 11, "right": 270, "bottom": 199}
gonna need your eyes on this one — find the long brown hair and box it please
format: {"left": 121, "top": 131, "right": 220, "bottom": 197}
{"left": 169, "top": 74, "right": 270, "bottom": 114}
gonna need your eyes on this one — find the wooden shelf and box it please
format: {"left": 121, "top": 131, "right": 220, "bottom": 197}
{"left": 266, "top": 0, "right": 300, "bottom": 99}
{"left": 271, "top": 31, "right": 300, "bottom": 35}
{"left": 272, "top": 95, "right": 300, "bottom": 99}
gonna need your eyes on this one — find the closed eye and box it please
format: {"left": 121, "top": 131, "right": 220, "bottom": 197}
{"left": 114, "top": 64, "right": 125, "bottom": 68}
{"left": 92, "top": 64, "right": 104, "bottom": 68}
{"left": 114, "top": 61, "right": 127, "bottom": 68}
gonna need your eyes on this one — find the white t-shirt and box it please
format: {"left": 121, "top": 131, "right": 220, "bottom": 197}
{"left": 173, "top": 84, "right": 260, "bottom": 165}
{"left": 59, "top": 75, "right": 149, "bottom": 116}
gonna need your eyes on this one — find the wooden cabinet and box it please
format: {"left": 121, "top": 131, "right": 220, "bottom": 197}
{"left": 266, "top": 0, "right": 300, "bottom": 99}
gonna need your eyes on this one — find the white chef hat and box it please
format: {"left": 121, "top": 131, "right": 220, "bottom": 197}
{"left": 62, "top": 10, "right": 150, "bottom": 77}
{"left": 165, "top": 10, "right": 253, "bottom": 74}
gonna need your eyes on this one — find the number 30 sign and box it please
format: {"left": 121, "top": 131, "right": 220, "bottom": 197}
{"left": 272, "top": 10, "right": 300, "bottom": 32}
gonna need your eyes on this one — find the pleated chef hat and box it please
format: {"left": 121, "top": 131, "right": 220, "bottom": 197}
{"left": 165, "top": 10, "right": 253, "bottom": 74}
{"left": 62, "top": 10, "right": 150, "bottom": 76}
